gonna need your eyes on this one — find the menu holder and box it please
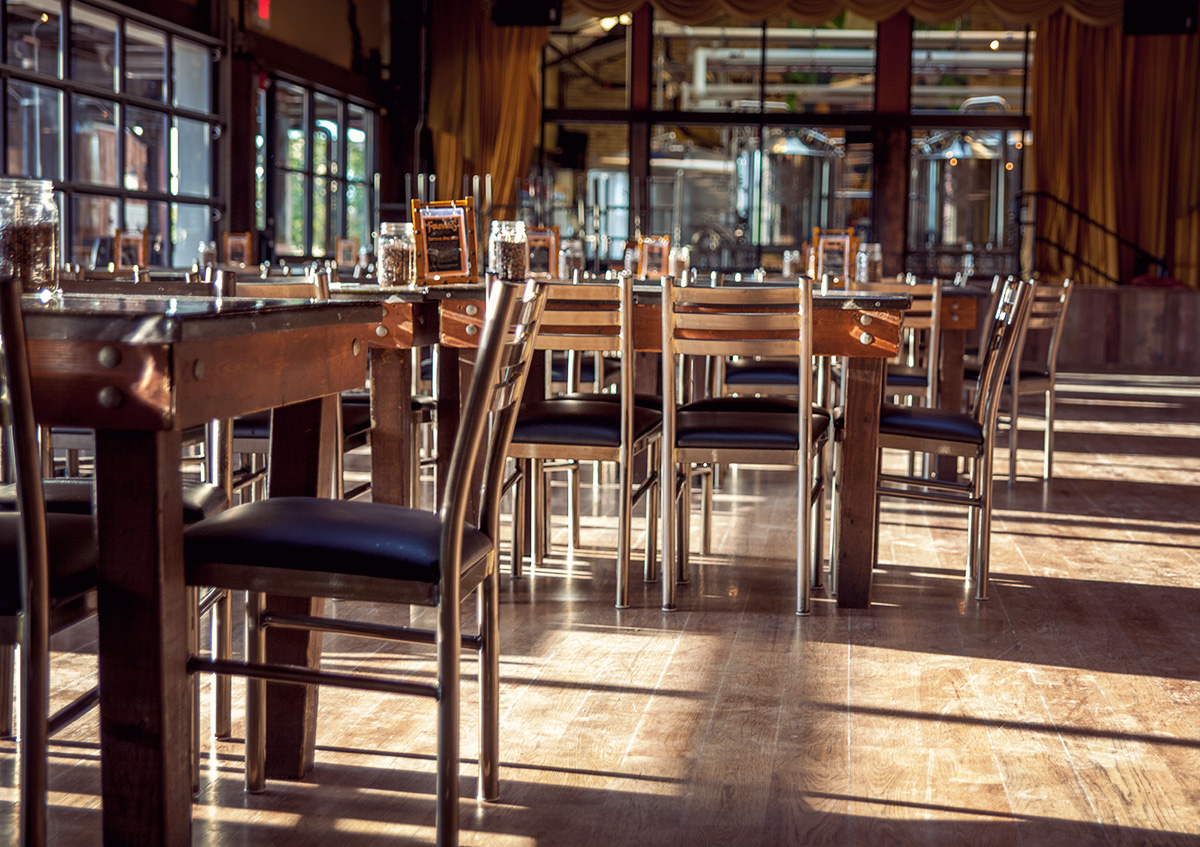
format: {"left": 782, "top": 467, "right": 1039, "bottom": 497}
{"left": 114, "top": 229, "right": 147, "bottom": 269}
{"left": 412, "top": 198, "right": 477, "bottom": 284}
{"left": 813, "top": 227, "right": 857, "bottom": 282}
{"left": 223, "top": 231, "right": 252, "bottom": 267}
{"left": 335, "top": 236, "right": 360, "bottom": 267}
{"left": 637, "top": 234, "right": 670, "bottom": 279}
{"left": 527, "top": 225, "right": 559, "bottom": 280}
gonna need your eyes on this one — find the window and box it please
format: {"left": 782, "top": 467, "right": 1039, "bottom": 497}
{"left": 265, "top": 77, "right": 376, "bottom": 261}
{"left": 2, "top": 0, "right": 219, "bottom": 268}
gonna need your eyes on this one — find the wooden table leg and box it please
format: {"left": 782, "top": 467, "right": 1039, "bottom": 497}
{"left": 261, "top": 396, "right": 338, "bottom": 779}
{"left": 835, "top": 357, "right": 885, "bottom": 609}
{"left": 369, "top": 347, "right": 414, "bottom": 506}
{"left": 95, "top": 429, "right": 193, "bottom": 847}
{"left": 934, "top": 329, "right": 967, "bottom": 481}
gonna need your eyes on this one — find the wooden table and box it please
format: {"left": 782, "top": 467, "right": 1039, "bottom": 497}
{"left": 337, "top": 282, "right": 909, "bottom": 610}
{"left": 23, "top": 291, "right": 379, "bottom": 846}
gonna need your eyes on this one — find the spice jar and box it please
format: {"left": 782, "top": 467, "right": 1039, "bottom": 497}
{"left": 377, "top": 221, "right": 416, "bottom": 286}
{"left": 558, "top": 240, "right": 583, "bottom": 280}
{"left": 488, "top": 220, "right": 527, "bottom": 281}
{"left": 0, "top": 178, "right": 60, "bottom": 293}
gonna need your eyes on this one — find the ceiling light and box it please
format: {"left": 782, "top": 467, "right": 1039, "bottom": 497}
{"left": 599, "top": 16, "right": 618, "bottom": 31}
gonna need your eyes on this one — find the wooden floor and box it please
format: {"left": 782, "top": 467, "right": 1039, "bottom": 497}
{"left": 3, "top": 372, "right": 1200, "bottom": 846}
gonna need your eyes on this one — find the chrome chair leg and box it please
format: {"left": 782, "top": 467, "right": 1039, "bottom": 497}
{"left": 510, "top": 459, "right": 528, "bottom": 578}
{"left": 1008, "top": 391, "right": 1020, "bottom": 482}
{"left": 0, "top": 646, "right": 12, "bottom": 737}
{"left": 567, "top": 461, "right": 581, "bottom": 549}
{"left": 436, "top": 579, "right": 461, "bottom": 847}
{"left": 531, "top": 459, "right": 546, "bottom": 567}
{"left": 974, "top": 451, "right": 995, "bottom": 600}
{"left": 212, "top": 589, "right": 233, "bottom": 738}
{"left": 478, "top": 560, "right": 500, "bottom": 801}
{"left": 678, "top": 469, "right": 691, "bottom": 584}
{"left": 244, "top": 590, "right": 267, "bottom": 793}
{"left": 1043, "top": 387, "right": 1055, "bottom": 480}
{"left": 644, "top": 442, "right": 659, "bottom": 583}
{"left": 190, "top": 586, "right": 201, "bottom": 794}
{"left": 616, "top": 450, "right": 633, "bottom": 610}
{"left": 699, "top": 465, "right": 713, "bottom": 555}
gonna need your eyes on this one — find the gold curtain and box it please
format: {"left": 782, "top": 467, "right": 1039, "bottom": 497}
{"left": 427, "top": 0, "right": 547, "bottom": 216}
{"left": 1032, "top": 13, "right": 1200, "bottom": 288}
{"left": 564, "top": 0, "right": 1121, "bottom": 25}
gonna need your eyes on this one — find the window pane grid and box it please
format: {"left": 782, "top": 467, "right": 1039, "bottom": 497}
{"left": 3, "top": 0, "right": 217, "bottom": 269}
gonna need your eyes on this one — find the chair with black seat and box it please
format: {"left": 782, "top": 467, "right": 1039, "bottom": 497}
{"left": 660, "top": 273, "right": 828, "bottom": 614}
{"left": 834, "top": 276, "right": 1035, "bottom": 601}
{"left": 183, "top": 276, "right": 546, "bottom": 847}
{"left": 507, "top": 274, "right": 661, "bottom": 609}
{"left": 0, "top": 272, "right": 102, "bottom": 846}
{"left": 1002, "top": 276, "right": 1073, "bottom": 481}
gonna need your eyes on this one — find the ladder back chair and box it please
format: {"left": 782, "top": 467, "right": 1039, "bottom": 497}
{"left": 0, "top": 273, "right": 100, "bottom": 846}
{"left": 507, "top": 274, "right": 662, "bottom": 609}
{"left": 660, "top": 274, "right": 827, "bottom": 614}
{"left": 837, "top": 276, "right": 1034, "bottom": 601}
{"left": 183, "top": 277, "right": 546, "bottom": 847}
{"left": 1005, "top": 276, "right": 1074, "bottom": 481}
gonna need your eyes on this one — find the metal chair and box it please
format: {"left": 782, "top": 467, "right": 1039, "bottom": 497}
{"left": 835, "top": 276, "right": 1035, "bottom": 601}
{"left": 507, "top": 274, "right": 661, "bottom": 609}
{"left": 660, "top": 273, "right": 828, "bottom": 614}
{"left": 0, "top": 272, "right": 101, "bottom": 846}
{"left": 1004, "top": 276, "right": 1074, "bottom": 481}
{"left": 183, "top": 277, "right": 546, "bottom": 847}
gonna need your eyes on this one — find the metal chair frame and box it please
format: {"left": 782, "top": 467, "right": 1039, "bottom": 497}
{"left": 861, "top": 276, "right": 1036, "bottom": 601}
{"left": 660, "top": 274, "right": 824, "bottom": 614}
{"left": 185, "top": 277, "right": 546, "bottom": 847}
{"left": 508, "top": 275, "right": 660, "bottom": 609}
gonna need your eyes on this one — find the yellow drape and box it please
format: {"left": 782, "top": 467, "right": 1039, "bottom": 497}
{"left": 427, "top": 0, "right": 547, "bottom": 216}
{"left": 1032, "top": 13, "right": 1200, "bottom": 288}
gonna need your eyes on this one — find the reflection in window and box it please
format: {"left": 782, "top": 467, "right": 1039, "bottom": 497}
{"left": 172, "top": 202, "right": 212, "bottom": 267}
{"left": 124, "top": 106, "right": 168, "bottom": 192}
{"left": 71, "top": 193, "right": 118, "bottom": 267}
{"left": 72, "top": 94, "right": 118, "bottom": 185}
{"left": 124, "top": 199, "right": 168, "bottom": 265}
{"left": 275, "top": 81, "right": 306, "bottom": 169}
{"left": 6, "top": 81, "right": 62, "bottom": 179}
{"left": 175, "top": 117, "right": 211, "bottom": 197}
{"left": 173, "top": 38, "right": 211, "bottom": 111}
{"left": 125, "top": 23, "right": 166, "bottom": 102}
{"left": 911, "top": 16, "right": 1031, "bottom": 114}
{"left": 6, "top": 0, "right": 62, "bottom": 77}
{"left": 71, "top": 4, "right": 117, "bottom": 90}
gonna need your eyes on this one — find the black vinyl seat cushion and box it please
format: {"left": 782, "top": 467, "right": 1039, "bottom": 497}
{"left": 723, "top": 360, "right": 800, "bottom": 386}
{"left": 681, "top": 396, "right": 800, "bottom": 415}
{"left": 512, "top": 399, "right": 662, "bottom": 448}
{"left": 885, "top": 364, "right": 930, "bottom": 388}
{"left": 0, "top": 512, "right": 97, "bottom": 617}
{"left": 0, "top": 478, "right": 227, "bottom": 524}
{"left": 184, "top": 497, "right": 492, "bottom": 586}
{"left": 878, "top": 403, "right": 984, "bottom": 445}
{"left": 675, "top": 408, "right": 830, "bottom": 450}
{"left": 233, "top": 410, "right": 271, "bottom": 440}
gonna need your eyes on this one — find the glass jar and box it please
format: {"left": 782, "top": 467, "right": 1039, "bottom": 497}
{"left": 0, "top": 178, "right": 60, "bottom": 293}
{"left": 488, "top": 220, "right": 527, "bottom": 281}
{"left": 558, "top": 240, "right": 583, "bottom": 280}
{"left": 668, "top": 244, "right": 690, "bottom": 278}
{"left": 855, "top": 243, "right": 883, "bottom": 283}
{"left": 377, "top": 221, "right": 416, "bottom": 286}
{"left": 198, "top": 240, "right": 216, "bottom": 268}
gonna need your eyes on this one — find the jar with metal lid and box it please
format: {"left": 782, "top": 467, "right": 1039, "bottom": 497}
{"left": 488, "top": 220, "right": 527, "bottom": 281}
{"left": 782, "top": 249, "right": 801, "bottom": 278}
{"left": 377, "top": 221, "right": 416, "bottom": 285}
{"left": 855, "top": 243, "right": 883, "bottom": 283}
{"left": 558, "top": 240, "right": 583, "bottom": 280}
{"left": 668, "top": 244, "right": 690, "bottom": 278}
{"left": 0, "top": 178, "right": 59, "bottom": 293}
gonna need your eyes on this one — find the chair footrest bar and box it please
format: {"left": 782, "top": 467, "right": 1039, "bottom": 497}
{"left": 48, "top": 686, "right": 100, "bottom": 736}
{"left": 630, "top": 471, "right": 658, "bottom": 506}
{"left": 879, "top": 472, "right": 972, "bottom": 493}
{"left": 262, "top": 610, "right": 482, "bottom": 651}
{"left": 877, "top": 483, "right": 982, "bottom": 507}
{"left": 189, "top": 657, "right": 439, "bottom": 698}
